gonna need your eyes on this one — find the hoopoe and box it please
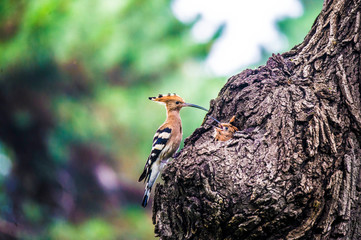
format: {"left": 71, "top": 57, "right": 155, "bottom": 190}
{"left": 138, "top": 93, "right": 207, "bottom": 207}
{"left": 213, "top": 115, "right": 238, "bottom": 141}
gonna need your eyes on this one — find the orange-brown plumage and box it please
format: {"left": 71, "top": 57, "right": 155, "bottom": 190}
{"left": 139, "top": 93, "right": 207, "bottom": 207}
{"left": 214, "top": 116, "right": 238, "bottom": 141}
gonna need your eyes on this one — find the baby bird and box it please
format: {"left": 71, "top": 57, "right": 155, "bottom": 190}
{"left": 214, "top": 115, "right": 238, "bottom": 141}
{"left": 138, "top": 93, "right": 207, "bottom": 207}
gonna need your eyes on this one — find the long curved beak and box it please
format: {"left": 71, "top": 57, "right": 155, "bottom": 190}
{"left": 208, "top": 116, "right": 222, "bottom": 125}
{"left": 183, "top": 103, "right": 208, "bottom": 112}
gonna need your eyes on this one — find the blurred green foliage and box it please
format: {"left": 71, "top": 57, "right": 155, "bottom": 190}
{"left": 0, "top": 0, "right": 222, "bottom": 239}
{"left": 254, "top": 0, "right": 323, "bottom": 67}
{"left": 46, "top": 208, "right": 154, "bottom": 240}
{"left": 0, "top": 0, "right": 322, "bottom": 239}
{"left": 277, "top": 0, "right": 324, "bottom": 48}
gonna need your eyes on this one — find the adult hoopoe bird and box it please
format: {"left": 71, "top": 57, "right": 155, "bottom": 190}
{"left": 138, "top": 93, "right": 207, "bottom": 207}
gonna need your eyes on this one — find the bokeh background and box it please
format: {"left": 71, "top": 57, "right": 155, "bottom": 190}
{"left": 0, "top": 0, "right": 322, "bottom": 239}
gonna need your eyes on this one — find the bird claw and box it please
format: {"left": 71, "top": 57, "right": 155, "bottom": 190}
{"left": 173, "top": 151, "right": 181, "bottom": 158}
{"left": 160, "top": 159, "right": 169, "bottom": 171}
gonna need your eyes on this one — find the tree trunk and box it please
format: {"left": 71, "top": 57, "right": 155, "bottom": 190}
{"left": 153, "top": 0, "right": 361, "bottom": 239}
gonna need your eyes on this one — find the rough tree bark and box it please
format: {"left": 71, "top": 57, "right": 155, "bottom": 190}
{"left": 153, "top": 0, "right": 361, "bottom": 239}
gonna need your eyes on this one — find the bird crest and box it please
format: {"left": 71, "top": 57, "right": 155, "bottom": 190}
{"left": 149, "top": 93, "right": 185, "bottom": 103}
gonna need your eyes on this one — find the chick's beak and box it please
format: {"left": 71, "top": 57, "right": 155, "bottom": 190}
{"left": 183, "top": 103, "right": 208, "bottom": 112}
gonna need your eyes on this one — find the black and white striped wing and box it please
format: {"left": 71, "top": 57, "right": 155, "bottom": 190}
{"left": 138, "top": 127, "right": 172, "bottom": 182}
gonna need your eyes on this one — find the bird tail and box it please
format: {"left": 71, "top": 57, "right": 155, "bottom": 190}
{"left": 138, "top": 167, "right": 147, "bottom": 182}
{"left": 142, "top": 188, "right": 151, "bottom": 207}
{"left": 141, "top": 169, "right": 160, "bottom": 207}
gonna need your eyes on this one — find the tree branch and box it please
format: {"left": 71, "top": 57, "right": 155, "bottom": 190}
{"left": 153, "top": 1, "right": 361, "bottom": 239}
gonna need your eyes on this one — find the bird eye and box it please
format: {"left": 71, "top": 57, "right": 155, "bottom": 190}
{"left": 176, "top": 101, "right": 180, "bottom": 104}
